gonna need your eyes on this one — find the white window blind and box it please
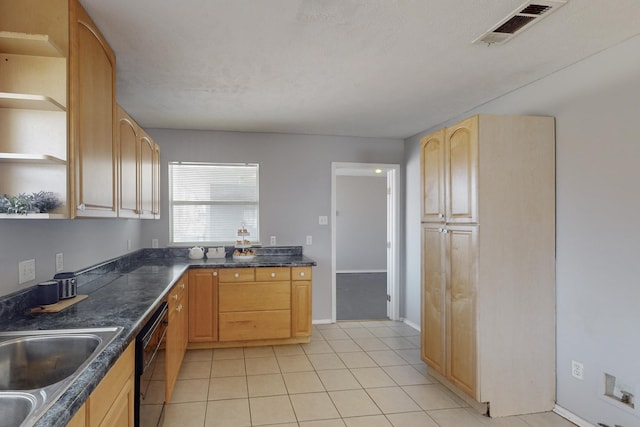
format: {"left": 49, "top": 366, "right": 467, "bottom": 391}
{"left": 169, "top": 162, "right": 259, "bottom": 244}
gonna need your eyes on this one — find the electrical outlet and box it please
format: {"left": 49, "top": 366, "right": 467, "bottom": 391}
{"left": 306, "top": 235, "right": 312, "bottom": 245}
{"left": 319, "top": 216, "right": 328, "bottom": 225}
{"left": 55, "top": 253, "right": 64, "bottom": 272}
{"left": 152, "top": 238, "right": 159, "bottom": 248}
{"left": 572, "top": 360, "right": 584, "bottom": 380}
{"left": 127, "top": 239, "right": 132, "bottom": 251}
{"left": 270, "top": 236, "right": 276, "bottom": 245}
{"left": 18, "top": 259, "right": 36, "bottom": 284}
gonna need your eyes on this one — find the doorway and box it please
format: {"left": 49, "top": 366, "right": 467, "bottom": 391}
{"left": 331, "top": 162, "right": 400, "bottom": 322}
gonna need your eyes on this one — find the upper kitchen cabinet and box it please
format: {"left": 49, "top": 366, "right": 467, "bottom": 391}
{"left": 117, "top": 106, "right": 139, "bottom": 218}
{"left": 420, "top": 129, "right": 445, "bottom": 223}
{"left": 445, "top": 116, "right": 478, "bottom": 224}
{"left": 139, "top": 131, "right": 154, "bottom": 219}
{"left": 421, "top": 116, "right": 478, "bottom": 224}
{"left": 152, "top": 142, "right": 161, "bottom": 219}
{"left": 0, "top": 0, "right": 69, "bottom": 217}
{"left": 117, "top": 104, "right": 161, "bottom": 219}
{"left": 2, "top": 0, "right": 159, "bottom": 220}
{"left": 69, "top": 0, "right": 117, "bottom": 218}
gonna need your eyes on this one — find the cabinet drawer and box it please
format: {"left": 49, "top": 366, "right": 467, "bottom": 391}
{"left": 167, "top": 276, "right": 187, "bottom": 311}
{"left": 219, "top": 268, "right": 255, "bottom": 282}
{"left": 219, "top": 281, "right": 291, "bottom": 312}
{"left": 255, "top": 267, "right": 291, "bottom": 281}
{"left": 291, "top": 267, "right": 312, "bottom": 281}
{"left": 219, "top": 310, "right": 291, "bottom": 341}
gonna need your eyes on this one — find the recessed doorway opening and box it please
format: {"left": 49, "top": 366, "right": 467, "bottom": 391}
{"left": 331, "top": 162, "right": 400, "bottom": 322}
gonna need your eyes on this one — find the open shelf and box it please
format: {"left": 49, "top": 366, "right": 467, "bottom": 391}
{"left": 0, "top": 153, "right": 66, "bottom": 165}
{"left": 0, "top": 31, "right": 64, "bottom": 57}
{"left": 0, "top": 213, "right": 66, "bottom": 219}
{"left": 0, "top": 92, "right": 66, "bottom": 111}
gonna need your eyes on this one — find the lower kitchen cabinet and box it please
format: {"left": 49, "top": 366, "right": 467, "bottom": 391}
{"left": 291, "top": 267, "right": 312, "bottom": 337}
{"left": 188, "top": 266, "right": 312, "bottom": 348}
{"left": 165, "top": 273, "right": 188, "bottom": 402}
{"left": 66, "top": 404, "right": 86, "bottom": 427}
{"left": 188, "top": 269, "right": 218, "bottom": 343}
{"left": 88, "top": 341, "right": 135, "bottom": 427}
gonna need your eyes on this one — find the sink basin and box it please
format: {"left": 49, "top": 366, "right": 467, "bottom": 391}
{"left": 0, "top": 327, "right": 122, "bottom": 426}
{"left": 0, "top": 334, "right": 101, "bottom": 390}
{"left": 0, "top": 393, "right": 36, "bottom": 427}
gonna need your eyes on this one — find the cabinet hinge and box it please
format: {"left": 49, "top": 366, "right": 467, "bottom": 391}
{"left": 387, "top": 294, "right": 391, "bottom": 302}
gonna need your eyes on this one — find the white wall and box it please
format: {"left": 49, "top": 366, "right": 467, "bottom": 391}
{"left": 142, "top": 130, "right": 403, "bottom": 321}
{"left": 404, "top": 34, "right": 640, "bottom": 427}
{"left": 0, "top": 219, "right": 143, "bottom": 296}
{"left": 336, "top": 175, "right": 387, "bottom": 272}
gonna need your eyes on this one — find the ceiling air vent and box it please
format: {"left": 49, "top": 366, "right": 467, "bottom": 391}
{"left": 472, "top": 0, "right": 567, "bottom": 46}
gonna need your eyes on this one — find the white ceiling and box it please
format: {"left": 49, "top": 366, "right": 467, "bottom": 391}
{"left": 80, "top": 0, "right": 640, "bottom": 139}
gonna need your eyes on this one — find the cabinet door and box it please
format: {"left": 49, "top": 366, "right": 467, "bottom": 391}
{"left": 166, "top": 275, "right": 188, "bottom": 402}
{"left": 180, "top": 275, "right": 189, "bottom": 353}
{"left": 152, "top": 142, "right": 161, "bottom": 219}
{"left": 421, "top": 129, "right": 446, "bottom": 222}
{"left": 67, "top": 404, "right": 86, "bottom": 427}
{"left": 89, "top": 342, "right": 134, "bottom": 427}
{"left": 165, "top": 308, "right": 180, "bottom": 401}
{"left": 445, "top": 116, "right": 478, "bottom": 224}
{"left": 96, "top": 377, "right": 134, "bottom": 427}
{"left": 139, "top": 133, "right": 154, "bottom": 219}
{"left": 292, "top": 281, "right": 312, "bottom": 337}
{"left": 69, "top": 0, "right": 116, "bottom": 217}
{"left": 421, "top": 224, "right": 446, "bottom": 375}
{"left": 188, "top": 269, "right": 218, "bottom": 343}
{"left": 445, "top": 225, "right": 478, "bottom": 399}
{"left": 117, "top": 107, "right": 139, "bottom": 218}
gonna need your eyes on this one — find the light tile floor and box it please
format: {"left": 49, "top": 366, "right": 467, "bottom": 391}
{"left": 143, "top": 320, "right": 576, "bottom": 427}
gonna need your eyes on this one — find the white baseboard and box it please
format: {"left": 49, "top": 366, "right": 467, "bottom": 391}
{"left": 402, "top": 318, "right": 421, "bottom": 332}
{"left": 312, "top": 319, "right": 333, "bottom": 325}
{"left": 554, "top": 405, "right": 595, "bottom": 427}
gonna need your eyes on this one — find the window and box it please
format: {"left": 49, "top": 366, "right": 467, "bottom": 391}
{"left": 169, "top": 162, "right": 259, "bottom": 245}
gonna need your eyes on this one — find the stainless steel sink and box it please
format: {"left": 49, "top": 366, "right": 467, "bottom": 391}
{"left": 0, "top": 334, "right": 102, "bottom": 390}
{"left": 0, "top": 327, "right": 122, "bottom": 427}
{"left": 0, "top": 393, "right": 36, "bottom": 427}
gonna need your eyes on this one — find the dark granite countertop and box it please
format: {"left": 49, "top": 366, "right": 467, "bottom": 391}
{"left": 0, "top": 247, "right": 315, "bottom": 427}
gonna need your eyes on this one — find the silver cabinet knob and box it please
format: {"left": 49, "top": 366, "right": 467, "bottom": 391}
{"left": 438, "top": 213, "right": 444, "bottom": 219}
{"left": 234, "top": 273, "right": 240, "bottom": 278}
{"left": 172, "top": 294, "right": 178, "bottom": 300}
{"left": 213, "top": 271, "right": 218, "bottom": 277}
{"left": 77, "top": 203, "right": 86, "bottom": 211}
{"left": 300, "top": 272, "right": 305, "bottom": 277}
{"left": 180, "top": 283, "right": 185, "bottom": 289}
{"left": 271, "top": 272, "right": 276, "bottom": 278}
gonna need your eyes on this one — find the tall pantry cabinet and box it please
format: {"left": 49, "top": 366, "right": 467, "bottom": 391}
{"left": 420, "top": 115, "right": 556, "bottom": 417}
